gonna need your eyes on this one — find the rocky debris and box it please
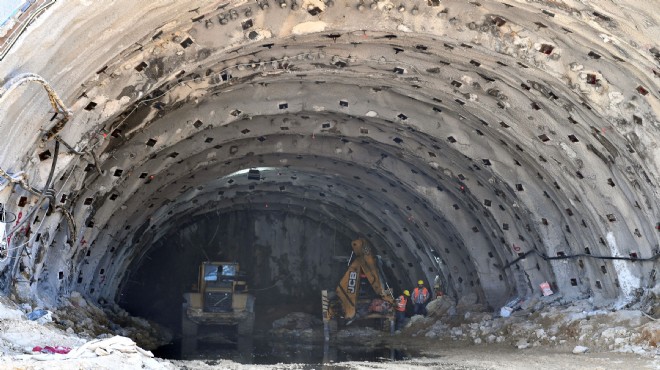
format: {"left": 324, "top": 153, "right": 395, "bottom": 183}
{"left": 634, "top": 285, "right": 660, "bottom": 317}
{"left": 426, "top": 296, "right": 455, "bottom": 318}
{"left": 403, "top": 295, "right": 659, "bottom": 357}
{"left": 269, "top": 312, "right": 322, "bottom": 339}
{"left": 639, "top": 321, "right": 660, "bottom": 347}
{"left": 52, "top": 292, "right": 171, "bottom": 350}
{"left": 403, "top": 314, "right": 434, "bottom": 337}
{"left": 0, "top": 296, "right": 24, "bottom": 321}
{"left": 0, "top": 298, "right": 85, "bottom": 357}
{"left": 272, "top": 312, "right": 322, "bottom": 330}
{"left": 1, "top": 292, "right": 658, "bottom": 369}
{"left": 572, "top": 345, "right": 589, "bottom": 354}
{"left": 0, "top": 298, "right": 173, "bottom": 369}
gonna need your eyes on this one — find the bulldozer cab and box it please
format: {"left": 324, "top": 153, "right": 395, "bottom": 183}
{"left": 196, "top": 262, "right": 248, "bottom": 313}
{"left": 182, "top": 261, "right": 255, "bottom": 355}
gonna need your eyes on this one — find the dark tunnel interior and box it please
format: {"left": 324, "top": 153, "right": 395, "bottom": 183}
{"left": 119, "top": 208, "right": 404, "bottom": 334}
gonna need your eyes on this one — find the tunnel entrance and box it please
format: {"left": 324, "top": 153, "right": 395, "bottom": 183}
{"left": 119, "top": 208, "right": 402, "bottom": 360}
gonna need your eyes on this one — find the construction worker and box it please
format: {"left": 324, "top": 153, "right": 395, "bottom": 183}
{"left": 395, "top": 290, "right": 409, "bottom": 330}
{"left": 412, "top": 280, "right": 430, "bottom": 316}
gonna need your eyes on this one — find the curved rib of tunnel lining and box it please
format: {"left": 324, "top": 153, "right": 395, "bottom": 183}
{"left": 101, "top": 145, "right": 495, "bottom": 303}
{"left": 94, "top": 127, "right": 534, "bottom": 306}
{"left": 0, "top": 0, "right": 658, "bottom": 334}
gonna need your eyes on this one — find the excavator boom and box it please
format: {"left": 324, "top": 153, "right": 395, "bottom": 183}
{"left": 330, "top": 239, "right": 394, "bottom": 320}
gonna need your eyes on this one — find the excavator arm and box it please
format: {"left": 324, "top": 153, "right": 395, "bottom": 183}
{"left": 331, "top": 239, "right": 394, "bottom": 320}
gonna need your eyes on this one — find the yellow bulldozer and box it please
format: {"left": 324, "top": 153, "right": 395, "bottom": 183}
{"left": 321, "top": 239, "right": 395, "bottom": 340}
{"left": 182, "top": 262, "right": 255, "bottom": 353}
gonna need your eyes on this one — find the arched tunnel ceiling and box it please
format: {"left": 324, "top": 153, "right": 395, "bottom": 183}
{"left": 0, "top": 0, "right": 658, "bottom": 311}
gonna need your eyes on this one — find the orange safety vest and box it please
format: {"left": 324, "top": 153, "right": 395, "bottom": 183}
{"left": 396, "top": 295, "right": 407, "bottom": 312}
{"left": 412, "top": 287, "right": 429, "bottom": 304}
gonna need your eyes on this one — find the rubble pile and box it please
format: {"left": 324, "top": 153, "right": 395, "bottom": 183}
{"left": 270, "top": 312, "right": 323, "bottom": 339}
{"left": 404, "top": 291, "right": 660, "bottom": 357}
{"left": 269, "top": 311, "right": 384, "bottom": 343}
{"left": 0, "top": 296, "right": 85, "bottom": 358}
{"left": 0, "top": 296, "right": 174, "bottom": 369}
{"left": 51, "top": 292, "right": 171, "bottom": 350}
{"left": 1, "top": 291, "right": 659, "bottom": 369}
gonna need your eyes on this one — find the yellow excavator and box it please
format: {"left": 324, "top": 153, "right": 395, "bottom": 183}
{"left": 321, "top": 239, "right": 395, "bottom": 340}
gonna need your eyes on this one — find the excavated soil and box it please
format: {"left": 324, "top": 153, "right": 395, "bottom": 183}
{"left": 1, "top": 292, "right": 660, "bottom": 369}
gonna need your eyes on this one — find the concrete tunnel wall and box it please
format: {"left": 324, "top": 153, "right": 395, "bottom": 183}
{"left": 0, "top": 0, "right": 658, "bottom": 319}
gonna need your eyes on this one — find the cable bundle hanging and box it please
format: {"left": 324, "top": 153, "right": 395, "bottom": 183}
{"left": 0, "top": 73, "right": 72, "bottom": 141}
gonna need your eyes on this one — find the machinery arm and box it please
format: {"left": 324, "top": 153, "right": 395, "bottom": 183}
{"left": 332, "top": 239, "right": 394, "bottom": 320}
{"left": 350, "top": 239, "right": 394, "bottom": 304}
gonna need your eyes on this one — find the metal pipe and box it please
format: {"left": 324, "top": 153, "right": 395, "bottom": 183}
{"left": 0, "top": 168, "right": 41, "bottom": 196}
{"left": 0, "top": 1, "right": 58, "bottom": 61}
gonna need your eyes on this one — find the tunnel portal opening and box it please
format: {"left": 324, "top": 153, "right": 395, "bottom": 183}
{"left": 119, "top": 208, "right": 403, "bottom": 356}
{"left": 0, "top": 0, "right": 658, "bottom": 367}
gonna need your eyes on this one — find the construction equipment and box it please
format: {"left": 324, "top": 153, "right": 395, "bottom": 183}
{"left": 182, "top": 262, "right": 255, "bottom": 353}
{"left": 321, "top": 239, "right": 395, "bottom": 340}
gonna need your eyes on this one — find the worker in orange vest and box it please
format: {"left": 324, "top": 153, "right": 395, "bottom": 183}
{"left": 412, "top": 280, "right": 430, "bottom": 316}
{"left": 395, "top": 290, "right": 410, "bottom": 330}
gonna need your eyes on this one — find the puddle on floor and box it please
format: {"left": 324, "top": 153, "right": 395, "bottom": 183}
{"left": 155, "top": 334, "right": 419, "bottom": 366}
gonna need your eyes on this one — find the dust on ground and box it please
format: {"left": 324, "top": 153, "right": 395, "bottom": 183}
{"left": 1, "top": 289, "right": 660, "bottom": 369}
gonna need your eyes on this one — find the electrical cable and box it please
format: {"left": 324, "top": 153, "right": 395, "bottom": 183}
{"left": 6, "top": 141, "right": 59, "bottom": 275}
{"left": 54, "top": 136, "right": 84, "bottom": 155}
{"left": 0, "top": 69, "right": 96, "bottom": 274}
{"left": 0, "top": 204, "right": 16, "bottom": 223}
{"left": 0, "top": 1, "right": 57, "bottom": 61}
{"left": 7, "top": 140, "right": 59, "bottom": 238}
{"left": 499, "top": 248, "right": 660, "bottom": 271}
{"left": 0, "top": 213, "right": 47, "bottom": 263}
{"left": 0, "top": 73, "right": 71, "bottom": 119}
{"left": 0, "top": 167, "right": 41, "bottom": 196}
{"left": 55, "top": 205, "right": 76, "bottom": 244}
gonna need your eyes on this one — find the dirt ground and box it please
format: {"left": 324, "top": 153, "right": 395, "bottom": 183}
{"left": 2, "top": 294, "right": 660, "bottom": 370}
{"left": 390, "top": 339, "right": 659, "bottom": 370}
{"left": 169, "top": 342, "right": 660, "bottom": 370}
{"left": 4, "top": 338, "right": 659, "bottom": 370}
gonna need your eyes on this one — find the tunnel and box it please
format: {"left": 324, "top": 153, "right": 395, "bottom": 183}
{"left": 0, "top": 0, "right": 658, "bottom": 357}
